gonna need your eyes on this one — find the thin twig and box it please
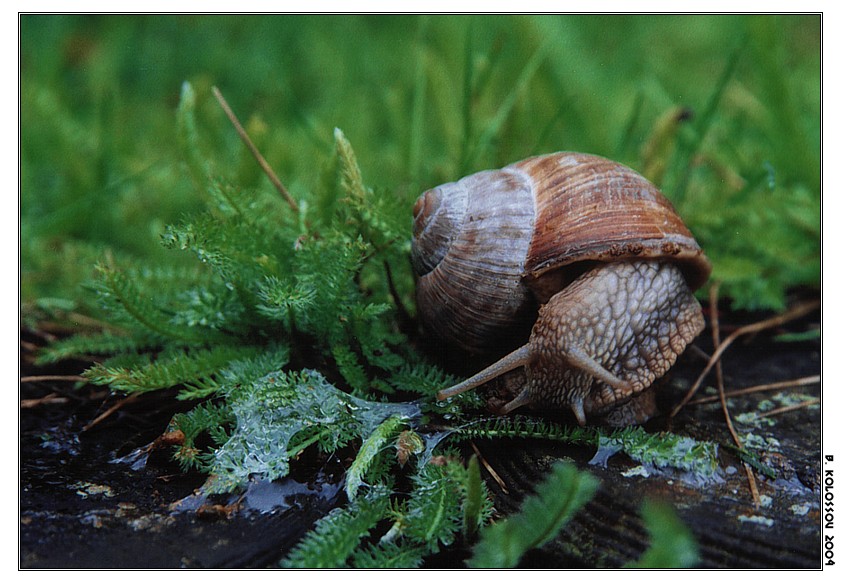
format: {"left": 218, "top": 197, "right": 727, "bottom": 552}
{"left": 709, "top": 283, "right": 761, "bottom": 509}
{"left": 709, "top": 281, "right": 726, "bottom": 411}
{"left": 670, "top": 299, "right": 820, "bottom": 419}
{"left": 21, "top": 374, "right": 88, "bottom": 384}
{"left": 20, "top": 340, "right": 41, "bottom": 353}
{"left": 211, "top": 86, "right": 299, "bottom": 213}
{"left": 709, "top": 283, "right": 739, "bottom": 450}
{"left": 470, "top": 441, "right": 509, "bottom": 495}
{"left": 687, "top": 344, "right": 711, "bottom": 361}
{"left": 82, "top": 394, "right": 140, "bottom": 432}
{"left": 21, "top": 393, "right": 71, "bottom": 408}
{"left": 708, "top": 283, "right": 734, "bottom": 442}
{"left": 688, "top": 375, "right": 821, "bottom": 406}
{"left": 742, "top": 460, "right": 761, "bottom": 510}
{"left": 756, "top": 398, "right": 820, "bottom": 419}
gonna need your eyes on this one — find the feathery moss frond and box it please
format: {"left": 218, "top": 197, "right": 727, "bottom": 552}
{"left": 401, "top": 459, "right": 471, "bottom": 553}
{"left": 280, "top": 487, "right": 392, "bottom": 568}
{"left": 206, "top": 369, "right": 420, "bottom": 493}
{"left": 351, "top": 541, "right": 426, "bottom": 569}
{"left": 388, "top": 360, "right": 460, "bottom": 398}
{"left": 83, "top": 344, "right": 259, "bottom": 394}
{"left": 346, "top": 414, "right": 407, "bottom": 501}
{"left": 331, "top": 343, "right": 370, "bottom": 394}
{"left": 451, "top": 417, "right": 720, "bottom": 480}
{"left": 35, "top": 331, "right": 158, "bottom": 365}
{"left": 170, "top": 401, "right": 233, "bottom": 472}
{"left": 467, "top": 461, "right": 600, "bottom": 568}
{"left": 177, "top": 344, "right": 291, "bottom": 401}
{"left": 90, "top": 263, "right": 216, "bottom": 344}
{"left": 625, "top": 499, "right": 700, "bottom": 568}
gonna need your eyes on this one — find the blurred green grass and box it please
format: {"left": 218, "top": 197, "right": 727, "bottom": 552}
{"left": 21, "top": 14, "right": 820, "bottom": 314}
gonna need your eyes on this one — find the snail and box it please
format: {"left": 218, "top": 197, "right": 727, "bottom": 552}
{"left": 411, "top": 152, "right": 711, "bottom": 426}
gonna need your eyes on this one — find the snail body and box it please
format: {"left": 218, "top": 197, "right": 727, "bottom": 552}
{"left": 412, "top": 152, "right": 711, "bottom": 426}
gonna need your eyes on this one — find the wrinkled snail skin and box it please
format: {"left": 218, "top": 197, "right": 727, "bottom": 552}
{"left": 436, "top": 261, "right": 704, "bottom": 425}
{"left": 413, "top": 152, "right": 711, "bottom": 426}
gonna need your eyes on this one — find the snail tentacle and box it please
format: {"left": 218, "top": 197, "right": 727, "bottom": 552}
{"left": 497, "top": 387, "right": 533, "bottom": 416}
{"left": 563, "top": 345, "right": 632, "bottom": 393}
{"left": 570, "top": 398, "right": 587, "bottom": 426}
{"left": 436, "top": 345, "right": 532, "bottom": 401}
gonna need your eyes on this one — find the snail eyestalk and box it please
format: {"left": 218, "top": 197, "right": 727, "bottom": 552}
{"left": 564, "top": 346, "right": 632, "bottom": 393}
{"left": 436, "top": 346, "right": 532, "bottom": 401}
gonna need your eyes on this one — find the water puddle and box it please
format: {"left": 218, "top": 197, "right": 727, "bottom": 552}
{"left": 170, "top": 474, "right": 342, "bottom": 516}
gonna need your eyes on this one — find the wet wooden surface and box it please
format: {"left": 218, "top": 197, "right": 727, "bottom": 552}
{"left": 478, "top": 306, "right": 822, "bottom": 568}
{"left": 20, "top": 304, "right": 821, "bottom": 568}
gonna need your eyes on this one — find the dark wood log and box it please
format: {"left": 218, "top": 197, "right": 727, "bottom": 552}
{"left": 20, "top": 304, "right": 821, "bottom": 568}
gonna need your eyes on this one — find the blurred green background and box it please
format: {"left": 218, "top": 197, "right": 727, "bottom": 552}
{"left": 21, "top": 14, "right": 820, "bottom": 316}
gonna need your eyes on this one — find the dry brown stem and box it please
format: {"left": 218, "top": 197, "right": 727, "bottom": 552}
{"left": 470, "top": 441, "right": 509, "bottom": 495}
{"left": 756, "top": 398, "right": 820, "bottom": 419}
{"left": 21, "top": 374, "right": 88, "bottom": 384}
{"left": 211, "top": 86, "right": 299, "bottom": 213}
{"left": 688, "top": 375, "right": 820, "bottom": 406}
{"left": 82, "top": 394, "right": 140, "bottom": 432}
{"left": 707, "top": 282, "right": 760, "bottom": 508}
{"left": 21, "top": 393, "right": 71, "bottom": 408}
{"left": 670, "top": 299, "right": 820, "bottom": 420}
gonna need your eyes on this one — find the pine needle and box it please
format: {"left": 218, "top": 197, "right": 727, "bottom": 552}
{"left": 21, "top": 393, "right": 72, "bottom": 408}
{"left": 469, "top": 441, "right": 508, "bottom": 495}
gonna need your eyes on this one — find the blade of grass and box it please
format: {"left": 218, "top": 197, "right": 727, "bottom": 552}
{"left": 669, "top": 38, "right": 746, "bottom": 203}
{"left": 458, "top": 17, "right": 476, "bottom": 176}
{"left": 532, "top": 95, "right": 571, "bottom": 155}
{"left": 625, "top": 499, "right": 699, "bottom": 568}
{"left": 212, "top": 86, "right": 299, "bottom": 214}
{"left": 408, "top": 16, "right": 430, "bottom": 182}
{"left": 748, "top": 16, "right": 819, "bottom": 194}
{"left": 614, "top": 90, "right": 646, "bottom": 161}
{"left": 462, "top": 41, "right": 548, "bottom": 171}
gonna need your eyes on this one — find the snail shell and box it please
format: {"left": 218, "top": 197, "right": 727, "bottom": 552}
{"left": 412, "top": 152, "right": 711, "bottom": 425}
{"left": 412, "top": 152, "right": 710, "bottom": 355}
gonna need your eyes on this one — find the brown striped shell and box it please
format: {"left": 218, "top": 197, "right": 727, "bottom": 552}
{"left": 411, "top": 152, "right": 711, "bottom": 354}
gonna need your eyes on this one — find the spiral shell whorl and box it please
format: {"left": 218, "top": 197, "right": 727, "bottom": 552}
{"left": 410, "top": 185, "right": 467, "bottom": 277}
{"left": 513, "top": 153, "right": 711, "bottom": 290}
{"left": 411, "top": 151, "right": 711, "bottom": 356}
{"left": 412, "top": 169, "right": 537, "bottom": 353}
